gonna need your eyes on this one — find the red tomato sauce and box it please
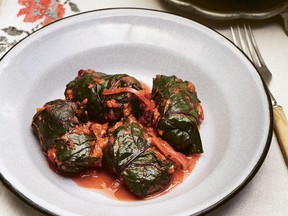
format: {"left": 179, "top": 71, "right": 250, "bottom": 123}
{"left": 72, "top": 154, "right": 200, "bottom": 201}
{"left": 72, "top": 168, "right": 139, "bottom": 201}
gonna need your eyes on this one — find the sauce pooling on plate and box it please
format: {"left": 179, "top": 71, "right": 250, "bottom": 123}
{"left": 73, "top": 154, "right": 200, "bottom": 201}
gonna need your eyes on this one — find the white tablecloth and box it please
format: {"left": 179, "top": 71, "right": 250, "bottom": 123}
{"left": 1, "top": 1, "right": 288, "bottom": 215}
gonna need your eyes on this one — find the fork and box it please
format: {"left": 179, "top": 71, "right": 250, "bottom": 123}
{"left": 231, "top": 24, "right": 288, "bottom": 166}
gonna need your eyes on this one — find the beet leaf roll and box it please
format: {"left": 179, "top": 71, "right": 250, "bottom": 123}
{"left": 47, "top": 123, "right": 108, "bottom": 175}
{"left": 32, "top": 99, "right": 87, "bottom": 152}
{"left": 103, "top": 115, "right": 175, "bottom": 198}
{"left": 65, "top": 69, "right": 150, "bottom": 123}
{"left": 152, "top": 75, "right": 204, "bottom": 155}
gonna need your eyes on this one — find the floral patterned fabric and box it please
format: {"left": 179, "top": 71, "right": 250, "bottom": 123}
{"left": 0, "top": 0, "right": 162, "bottom": 58}
{"left": 0, "top": 0, "right": 80, "bottom": 56}
{"left": 17, "top": 0, "right": 67, "bottom": 26}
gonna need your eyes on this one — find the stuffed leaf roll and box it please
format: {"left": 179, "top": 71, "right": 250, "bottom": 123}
{"left": 32, "top": 99, "right": 87, "bottom": 151}
{"left": 103, "top": 117, "right": 150, "bottom": 175}
{"left": 121, "top": 148, "right": 174, "bottom": 198}
{"left": 65, "top": 69, "right": 149, "bottom": 123}
{"left": 103, "top": 115, "right": 175, "bottom": 198}
{"left": 152, "top": 75, "right": 204, "bottom": 155}
{"left": 47, "top": 123, "right": 108, "bottom": 175}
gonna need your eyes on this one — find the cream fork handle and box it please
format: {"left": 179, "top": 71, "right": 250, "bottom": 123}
{"left": 273, "top": 106, "right": 288, "bottom": 166}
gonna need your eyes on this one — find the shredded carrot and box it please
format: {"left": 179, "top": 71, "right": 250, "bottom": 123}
{"left": 90, "top": 123, "right": 109, "bottom": 150}
{"left": 66, "top": 89, "right": 73, "bottom": 100}
{"left": 187, "top": 81, "right": 196, "bottom": 93}
{"left": 72, "top": 125, "right": 91, "bottom": 135}
{"left": 197, "top": 103, "right": 204, "bottom": 127}
{"left": 102, "top": 87, "right": 155, "bottom": 110}
{"left": 147, "top": 136, "right": 191, "bottom": 170}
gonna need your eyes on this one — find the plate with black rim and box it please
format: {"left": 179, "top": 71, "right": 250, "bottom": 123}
{"left": 0, "top": 8, "right": 272, "bottom": 216}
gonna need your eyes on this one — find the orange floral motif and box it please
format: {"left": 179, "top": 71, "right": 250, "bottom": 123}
{"left": 17, "top": 0, "right": 65, "bottom": 26}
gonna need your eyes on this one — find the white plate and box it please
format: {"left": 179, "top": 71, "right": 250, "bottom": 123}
{"left": 0, "top": 8, "right": 272, "bottom": 216}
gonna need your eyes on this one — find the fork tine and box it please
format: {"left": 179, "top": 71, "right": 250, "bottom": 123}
{"left": 231, "top": 24, "right": 264, "bottom": 66}
{"left": 230, "top": 25, "right": 252, "bottom": 60}
{"left": 238, "top": 24, "right": 255, "bottom": 62}
{"left": 230, "top": 23, "right": 272, "bottom": 82}
{"left": 230, "top": 25, "right": 241, "bottom": 48}
{"left": 243, "top": 24, "right": 264, "bottom": 68}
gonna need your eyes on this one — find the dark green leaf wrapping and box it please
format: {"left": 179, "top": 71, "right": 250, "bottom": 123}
{"left": 152, "top": 75, "right": 203, "bottom": 155}
{"left": 121, "top": 149, "right": 174, "bottom": 198}
{"left": 103, "top": 116, "right": 174, "bottom": 197}
{"left": 32, "top": 99, "right": 86, "bottom": 151}
{"left": 103, "top": 118, "right": 150, "bottom": 175}
{"left": 65, "top": 69, "right": 144, "bottom": 123}
{"left": 47, "top": 126, "right": 101, "bottom": 175}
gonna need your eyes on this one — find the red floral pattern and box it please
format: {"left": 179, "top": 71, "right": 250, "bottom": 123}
{"left": 0, "top": 0, "right": 79, "bottom": 55}
{"left": 17, "top": 0, "right": 65, "bottom": 26}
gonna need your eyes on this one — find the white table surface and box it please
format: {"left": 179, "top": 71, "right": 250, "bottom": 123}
{"left": 1, "top": 1, "right": 288, "bottom": 216}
